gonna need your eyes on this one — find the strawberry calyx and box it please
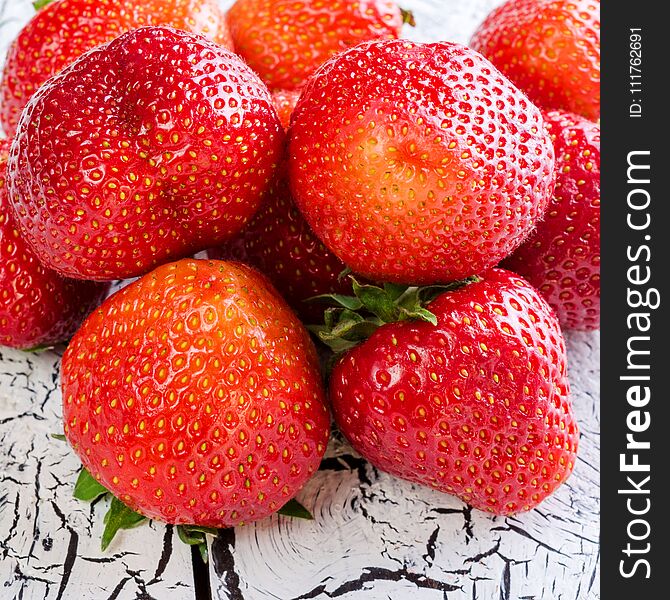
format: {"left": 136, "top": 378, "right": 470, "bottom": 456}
{"left": 70, "top": 465, "right": 313, "bottom": 557}
{"left": 308, "top": 275, "right": 479, "bottom": 354}
{"left": 400, "top": 8, "right": 417, "bottom": 27}
{"left": 32, "top": 0, "right": 54, "bottom": 11}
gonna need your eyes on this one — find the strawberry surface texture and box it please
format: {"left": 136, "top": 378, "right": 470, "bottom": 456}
{"left": 504, "top": 110, "right": 600, "bottom": 330}
{"left": 471, "top": 0, "right": 600, "bottom": 121}
{"left": 0, "top": 0, "right": 234, "bottom": 137}
{"left": 7, "top": 26, "right": 284, "bottom": 281}
{"left": 209, "top": 165, "right": 353, "bottom": 323}
{"left": 288, "top": 39, "right": 556, "bottom": 285}
{"left": 61, "top": 259, "right": 330, "bottom": 527}
{"left": 226, "top": 0, "right": 405, "bottom": 91}
{"left": 0, "top": 139, "right": 109, "bottom": 349}
{"left": 330, "top": 269, "right": 578, "bottom": 515}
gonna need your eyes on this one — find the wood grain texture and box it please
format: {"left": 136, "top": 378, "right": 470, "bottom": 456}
{"left": 0, "top": 0, "right": 600, "bottom": 598}
{"left": 0, "top": 347, "right": 195, "bottom": 600}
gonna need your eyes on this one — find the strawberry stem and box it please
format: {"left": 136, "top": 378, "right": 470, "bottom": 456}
{"left": 308, "top": 276, "right": 479, "bottom": 354}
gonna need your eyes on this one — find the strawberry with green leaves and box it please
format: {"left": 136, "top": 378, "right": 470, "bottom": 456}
{"left": 316, "top": 270, "right": 578, "bottom": 515}
{"left": 226, "top": 0, "right": 409, "bottom": 91}
{"left": 1, "top": 0, "right": 233, "bottom": 136}
{"left": 7, "top": 26, "right": 283, "bottom": 281}
{"left": 0, "top": 139, "right": 109, "bottom": 349}
{"left": 503, "top": 110, "right": 600, "bottom": 330}
{"left": 288, "top": 40, "right": 556, "bottom": 285}
{"left": 471, "top": 0, "right": 600, "bottom": 121}
{"left": 62, "top": 259, "right": 330, "bottom": 534}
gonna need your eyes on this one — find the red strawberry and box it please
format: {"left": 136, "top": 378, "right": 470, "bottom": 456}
{"left": 226, "top": 0, "right": 406, "bottom": 91}
{"left": 288, "top": 40, "right": 555, "bottom": 285}
{"left": 7, "top": 26, "right": 284, "bottom": 281}
{"left": 209, "top": 168, "right": 352, "bottom": 323}
{"left": 503, "top": 110, "right": 600, "bottom": 330}
{"left": 62, "top": 259, "right": 330, "bottom": 527}
{"left": 327, "top": 269, "right": 578, "bottom": 515}
{"left": 0, "top": 139, "right": 109, "bottom": 349}
{"left": 0, "top": 0, "right": 234, "bottom": 136}
{"left": 471, "top": 0, "right": 600, "bottom": 122}
{"left": 272, "top": 89, "right": 302, "bottom": 131}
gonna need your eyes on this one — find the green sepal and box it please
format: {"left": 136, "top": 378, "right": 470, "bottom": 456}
{"left": 400, "top": 8, "right": 417, "bottom": 27}
{"left": 51, "top": 433, "right": 67, "bottom": 442}
{"left": 73, "top": 467, "right": 109, "bottom": 502}
{"left": 101, "top": 497, "right": 147, "bottom": 551}
{"left": 307, "top": 276, "right": 479, "bottom": 355}
{"left": 23, "top": 343, "right": 55, "bottom": 354}
{"left": 177, "top": 525, "right": 218, "bottom": 563}
{"left": 277, "top": 498, "right": 313, "bottom": 520}
{"left": 32, "top": 0, "right": 54, "bottom": 11}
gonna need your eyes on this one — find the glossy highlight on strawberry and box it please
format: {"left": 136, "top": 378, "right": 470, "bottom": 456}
{"left": 0, "top": 139, "right": 109, "bottom": 349}
{"left": 504, "top": 110, "right": 600, "bottom": 330}
{"left": 0, "top": 0, "right": 234, "bottom": 137}
{"left": 7, "top": 26, "right": 284, "bottom": 281}
{"left": 471, "top": 0, "right": 600, "bottom": 121}
{"left": 226, "top": 0, "right": 404, "bottom": 91}
{"left": 330, "top": 269, "right": 578, "bottom": 515}
{"left": 289, "top": 40, "right": 556, "bottom": 285}
{"left": 62, "top": 259, "right": 330, "bottom": 527}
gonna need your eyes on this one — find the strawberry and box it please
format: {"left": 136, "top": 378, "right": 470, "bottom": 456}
{"left": 226, "top": 0, "right": 407, "bottom": 91}
{"left": 0, "top": 138, "right": 109, "bottom": 349}
{"left": 288, "top": 40, "right": 556, "bottom": 285}
{"left": 470, "top": 0, "right": 600, "bottom": 122}
{"left": 7, "top": 26, "right": 284, "bottom": 281}
{"left": 503, "top": 110, "right": 600, "bottom": 330}
{"left": 62, "top": 259, "right": 330, "bottom": 527}
{"left": 208, "top": 168, "right": 353, "bottom": 323}
{"left": 0, "top": 0, "right": 234, "bottom": 136}
{"left": 272, "top": 89, "right": 302, "bottom": 131}
{"left": 323, "top": 270, "right": 578, "bottom": 515}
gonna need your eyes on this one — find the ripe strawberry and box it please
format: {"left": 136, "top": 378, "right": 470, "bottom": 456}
{"left": 0, "top": 0, "right": 234, "bottom": 136}
{"left": 288, "top": 40, "right": 555, "bottom": 285}
{"left": 471, "top": 0, "right": 600, "bottom": 122}
{"left": 0, "top": 139, "right": 109, "bottom": 349}
{"left": 272, "top": 89, "right": 302, "bottom": 131}
{"left": 209, "top": 168, "right": 353, "bottom": 323}
{"left": 62, "top": 259, "right": 330, "bottom": 527}
{"left": 328, "top": 269, "right": 578, "bottom": 515}
{"left": 226, "top": 0, "right": 406, "bottom": 91}
{"left": 7, "top": 26, "right": 284, "bottom": 281}
{"left": 503, "top": 110, "right": 600, "bottom": 330}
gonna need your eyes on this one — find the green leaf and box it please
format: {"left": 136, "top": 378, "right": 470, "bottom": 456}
{"left": 383, "top": 283, "right": 410, "bottom": 301}
{"left": 337, "top": 267, "right": 353, "bottom": 283}
{"left": 177, "top": 525, "right": 217, "bottom": 564}
{"left": 307, "top": 293, "right": 363, "bottom": 311}
{"left": 176, "top": 525, "right": 218, "bottom": 545}
{"left": 277, "top": 499, "right": 313, "bottom": 520}
{"left": 400, "top": 8, "right": 417, "bottom": 27}
{"left": 400, "top": 306, "right": 438, "bottom": 326}
{"left": 32, "top": 0, "right": 54, "bottom": 11}
{"left": 73, "top": 468, "right": 109, "bottom": 503}
{"left": 101, "top": 497, "right": 147, "bottom": 551}
{"left": 23, "top": 343, "right": 55, "bottom": 354}
{"left": 51, "top": 433, "right": 67, "bottom": 442}
{"left": 351, "top": 279, "right": 399, "bottom": 323}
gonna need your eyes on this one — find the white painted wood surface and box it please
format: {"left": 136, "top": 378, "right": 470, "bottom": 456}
{"left": 0, "top": 0, "right": 600, "bottom": 599}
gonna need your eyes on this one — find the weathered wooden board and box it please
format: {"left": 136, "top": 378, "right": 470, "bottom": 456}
{"left": 0, "top": 347, "right": 196, "bottom": 599}
{"left": 0, "top": 0, "right": 600, "bottom": 599}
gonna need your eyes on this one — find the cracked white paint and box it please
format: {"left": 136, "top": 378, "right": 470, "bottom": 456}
{"left": 0, "top": 0, "right": 600, "bottom": 598}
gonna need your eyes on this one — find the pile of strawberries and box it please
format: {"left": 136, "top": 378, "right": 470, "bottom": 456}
{"left": 0, "top": 0, "right": 600, "bottom": 546}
